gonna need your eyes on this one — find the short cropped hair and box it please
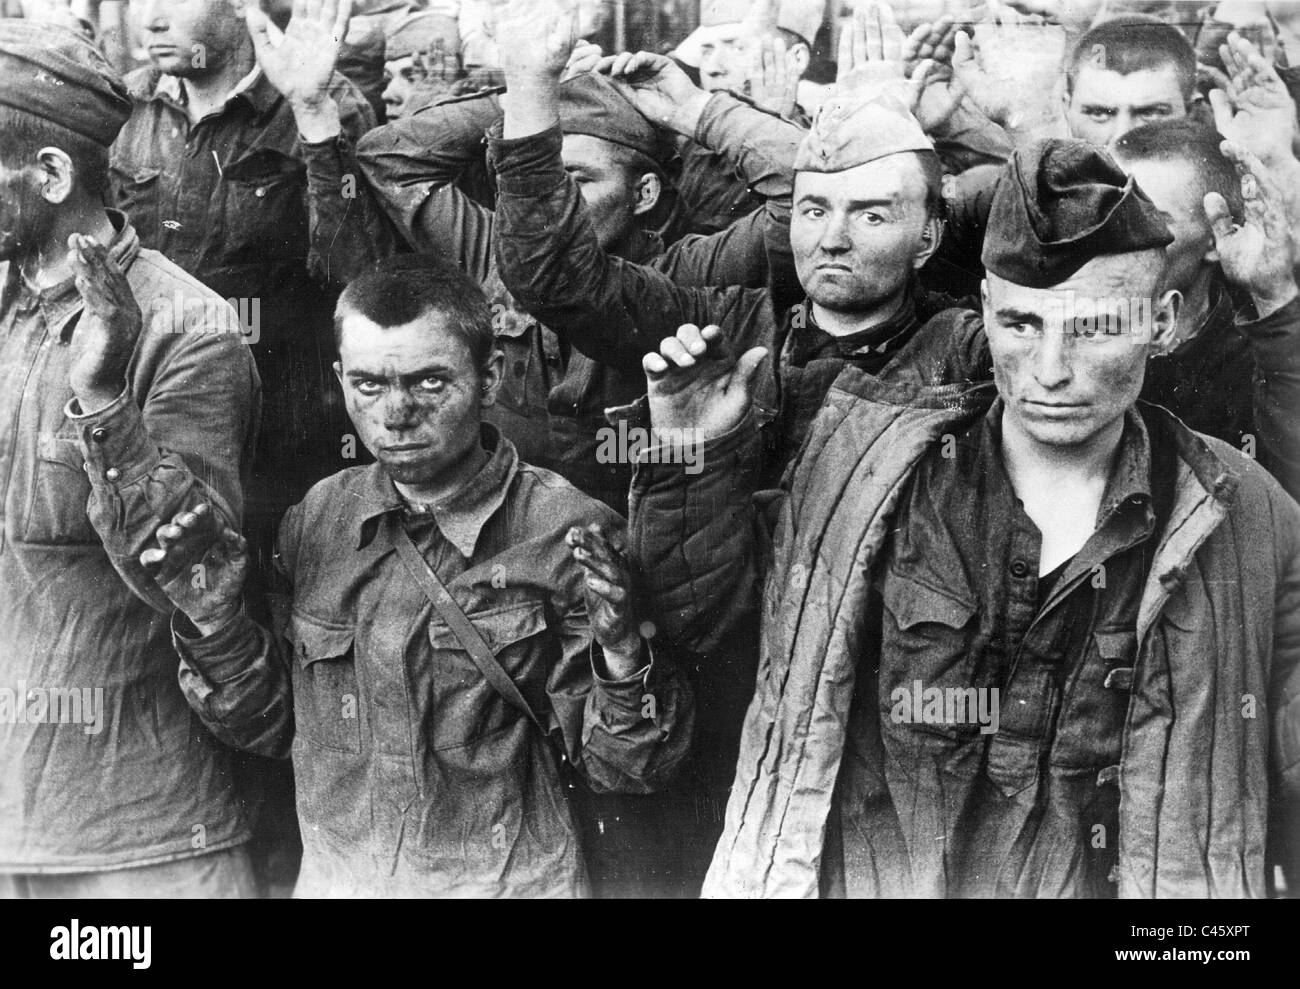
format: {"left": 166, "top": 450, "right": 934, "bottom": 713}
{"left": 1066, "top": 14, "right": 1197, "bottom": 103}
{"left": 1112, "top": 118, "right": 1244, "bottom": 225}
{"left": 0, "top": 107, "right": 110, "bottom": 199}
{"left": 334, "top": 253, "right": 496, "bottom": 371}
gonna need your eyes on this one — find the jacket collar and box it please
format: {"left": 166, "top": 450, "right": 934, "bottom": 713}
{"left": 152, "top": 64, "right": 279, "bottom": 120}
{"left": 352, "top": 423, "right": 518, "bottom": 558}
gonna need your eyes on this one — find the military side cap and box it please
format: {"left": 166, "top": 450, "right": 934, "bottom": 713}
{"left": 385, "top": 12, "right": 460, "bottom": 62}
{"left": 794, "top": 91, "right": 933, "bottom": 173}
{"left": 557, "top": 73, "right": 675, "bottom": 168}
{"left": 0, "top": 18, "right": 131, "bottom": 147}
{"left": 778, "top": 0, "right": 825, "bottom": 46}
{"left": 701, "top": 0, "right": 756, "bottom": 26}
{"left": 981, "top": 138, "right": 1173, "bottom": 288}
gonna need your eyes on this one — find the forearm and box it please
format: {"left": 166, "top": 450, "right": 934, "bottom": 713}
{"left": 174, "top": 609, "right": 294, "bottom": 759}
{"left": 1240, "top": 294, "right": 1300, "bottom": 501}
{"left": 73, "top": 343, "right": 257, "bottom": 613}
{"left": 491, "top": 125, "right": 714, "bottom": 367}
{"left": 357, "top": 95, "right": 503, "bottom": 270}
{"left": 627, "top": 404, "right": 770, "bottom": 655}
{"left": 561, "top": 636, "right": 695, "bottom": 795}
{"left": 302, "top": 127, "right": 396, "bottom": 288}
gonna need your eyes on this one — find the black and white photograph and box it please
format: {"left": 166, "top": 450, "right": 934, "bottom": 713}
{"left": 0, "top": 0, "right": 1295, "bottom": 965}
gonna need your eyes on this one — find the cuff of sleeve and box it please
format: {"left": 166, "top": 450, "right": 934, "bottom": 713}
{"left": 1237, "top": 294, "right": 1300, "bottom": 373}
{"left": 631, "top": 405, "right": 760, "bottom": 484}
{"left": 172, "top": 607, "right": 262, "bottom": 686}
{"left": 66, "top": 390, "right": 160, "bottom": 487}
{"left": 489, "top": 125, "right": 567, "bottom": 197}
{"left": 589, "top": 640, "right": 654, "bottom": 709}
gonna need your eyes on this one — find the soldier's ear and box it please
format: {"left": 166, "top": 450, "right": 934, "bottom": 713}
{"left": 34, "top": 147, "right": 74, "bottom": 205}
{"left": 788, "top": 42, "right": 810, "bottom": 79}
{"left": 912, "top": 215, "right": 943, "bottom": 269}
{"left": 632, "top": 171, "right": 662, "bottom": 216}
{"left": 479, "top": 348, "right": 505, "bottom": 409}
{"left": 1149, "top": 289, "right": 1182, "bottom": 355}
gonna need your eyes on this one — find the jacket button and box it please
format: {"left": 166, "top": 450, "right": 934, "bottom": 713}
{"left": 1096, "top": 764, "right": 1120, "bottom": 786}
{"left": 1103, "top": 667, "right": 1134, "bottom": 690}
{"left": 105, "top": 467, "right": 121, "bottom": 482}
{"left": 90, "top": 427, "right": 107, "bottom": 443}
{"left": 1107, "top": 865, "right": 1120, "bottom": 884}
{"left": 1010, "top": 559, "right": 1030, "bottom": 578}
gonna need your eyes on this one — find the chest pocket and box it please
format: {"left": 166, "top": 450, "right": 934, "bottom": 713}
{"left": 221, "top": 148, "right": 308, "bottom": 254}
{"left": 288, "top": 611, "right": 362, "bottom": 754}
{"left": 22, "top": 432, "right": 98, "bottom": 546}
{"left": 426, "top": 599, "right": 548, "bottom": 752}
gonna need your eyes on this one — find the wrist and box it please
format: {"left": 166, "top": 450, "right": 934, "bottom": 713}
{"left": 1250, "top": 278, "right": 1299, "bottom": 318}
{"left": 598, "top": 634, "right": 645, "bottom": 679}
{"left": 290, "top": 95, "right": 340, "bottom": 143}
{"left": 667, "top": 89, "right": 712, "bottom": 138}
{"left": 189, "top": 603, "right": 242, "bottom": 638}
{"left": 72, "top": 380, "right": 127, "bottom": 415}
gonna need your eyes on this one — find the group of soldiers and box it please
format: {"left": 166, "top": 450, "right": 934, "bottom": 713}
{"left": 1, "top": 0, "right": 1298, "bottom": 898}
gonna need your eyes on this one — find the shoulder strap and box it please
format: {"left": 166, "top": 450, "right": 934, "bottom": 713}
{"left": 392, "top": 521, "right": 543, "bottom": 730}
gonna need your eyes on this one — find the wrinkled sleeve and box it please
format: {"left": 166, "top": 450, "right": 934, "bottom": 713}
{"left": 545, "top": 528, "right": 695, "bottom": 795}
{"left": 1240, "top": 295, "right": 1300, "bottom": 503}
{"left": 299, "top": 79, "right": 396, "bottom": 288}
{"left": 173, "top": 504, "right": 302, "bottom": 759}
{"left": 71, "top": 318, "right": 259, "bottom": 615}
{"left": 655, "top": 92, "right": 802, "bottom": 302}
{"left": 491, "top": 125, "right": 773, "bottom": 372}
{"left": 356, "top": 92, "right": 502, "bottom": 278}
{"left": 627, "top": 405, "right": 775, "bottom": 656}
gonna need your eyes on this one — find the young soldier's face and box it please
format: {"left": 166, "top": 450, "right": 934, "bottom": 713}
{"left": 137, "top": 0, "right": 247, "bottom": 78}
{"left": 561, "top": 134, "right": 657, "bottom": 251}
{"left": 382, "top": 56, "right": 424, "bottom": 119}
{"left": 1065, "top": 64, "right": 1187, "bottom": 147}
{"left": 791, "top": 154, "right": 935, "bottom": 314}
{"left": 982, "top": 252, "right": 1176, "bottom": 450}
{"left": 334, "top": 311, "right": 501, "bottom": 488}
{"left": 697, "top": 23, "right": 757, "bottom": 93}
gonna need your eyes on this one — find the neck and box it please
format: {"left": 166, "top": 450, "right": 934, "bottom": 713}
{"left": 180, "top": 45, "right": 256, "bottom": 120}
{"left": 391, "top": 441, "right": 489, "bottom": 509}
{"left": 1169, "top": 267, "right": 1214, "bottom": 349}
{"left": 20, "top": 203, "right": 115, "bottom": 290}
{"left": 810, "top": 286, "right": 909, "bottom": 338}
{"left": 1000, "top": 407, "right": 1125, "bottom": 498}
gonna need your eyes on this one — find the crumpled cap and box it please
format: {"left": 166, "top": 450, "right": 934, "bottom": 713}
{"left": 557, "top": 72, "right": 676, "bottom": 168}
{"left": 385, "top": 11, "right": 460, "bottom": 61}
{"left": 0, "top": 18, "right": 131, "bottom": 147}
{"left": 981, "top": 138, "right": 1174, "bottom": 288}
{"left": 794, "top": 91, "right": 934, "bottom": 172}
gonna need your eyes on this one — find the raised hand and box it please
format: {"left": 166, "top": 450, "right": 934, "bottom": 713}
{"left": 904, "top": 13, "right": 966, "bottom": 131}
{"left": 68, "top": 233, "right": 143, "bottom": 414}
{"left": 140, "top": 504, "right": 249, "bottom": 636}
{"left": 643, "top": 324, "right": 767, "bottom": 440}
{"left": 566, "top": 523, "right": 644, "bottom": 675}
{"left": 562, "top": 39, "right": 604, "bottom": 80}
{"left": 836, "top": 2, "right": 935, "bottom": 117}
{"left": 1205, "top": 139, "right": 1298, "bottom": 317}
{"left": 747, "top": 33, "right": 803, "bottom": 118}
{"left": 596, "top": 50, "right": 710, "bottom": 136}
{"left": 1209, "top": 31, "right": 1299, "bottom": 170}
{"left": 496, "top": 0, "right": 580, "bottom": 84}
{"left": 951, "top": 0, "right": 1066, "bottom": 130}
{"left": 247, "top": 0, "right": 351, "bottom": 109}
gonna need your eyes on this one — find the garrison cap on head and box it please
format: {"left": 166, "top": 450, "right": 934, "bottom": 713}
{"left": 794, "top": 91, "right": 934, "bottom": 172}
{"left": 701, "top": 0, "right": 756, "bottom": 26}
{"left": 981, "top": 139, "right": 1174, "bottom": 289}
{"left": 0, "top": 18, "right": 130, "bottom": 147}
{"left": 385, "top": 11, "right": 460, "bottom": 62}
{"left": 557, "top": 73, "right": 676, "bottom": 169}
{"left": 778, "top": 0, "right": 825, "bottom": 46}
